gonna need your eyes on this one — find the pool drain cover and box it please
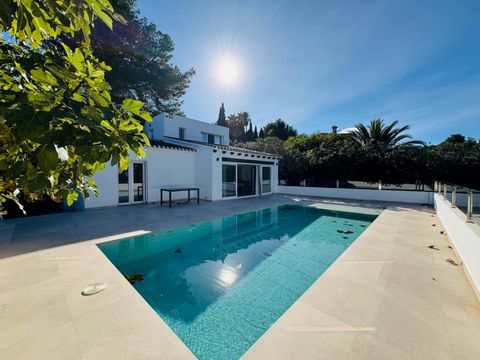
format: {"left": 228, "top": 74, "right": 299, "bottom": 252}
{"left": 81, "top": 282, "right": 107, "bottom": 296}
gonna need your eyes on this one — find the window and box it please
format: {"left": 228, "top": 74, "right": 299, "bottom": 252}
{"left": 222, "top": 164, "right": 236, "bottom": 197}
{"left": 179, "top": 127, "right": 185, "bottom": 139}
{"left": 262, "top": 167, "right": 272, "bottom": 193}
{"left": 202, "top": 132, "right": 222, "bottom": 145}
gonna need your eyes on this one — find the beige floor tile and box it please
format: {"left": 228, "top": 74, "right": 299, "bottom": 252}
{"left": 0, "top": 255, "right": 61, "bottom": 293}
{"left": 72, "top": 296, "right": 194, "bottom": 360}
{"left": 243, "top": 328, "right": 357, "bottom": 360}
{"left": 0, "top": 277, "right": 72, "bottom": 349}
{"left": 0, "top": 321, "right": 80, "bottom": 360}
{"left": 1, "top": 197, "right": 479, "bottom": 359}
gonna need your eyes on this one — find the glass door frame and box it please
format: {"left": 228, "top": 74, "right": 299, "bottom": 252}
{"left": 118, "top": 161, "right": 147, "bottom": 205}
{"left": 221, "top": 161, "right": 261, "bottom": 199}
{"left": 260, "top": 165, "right": 273, "bottom": 195}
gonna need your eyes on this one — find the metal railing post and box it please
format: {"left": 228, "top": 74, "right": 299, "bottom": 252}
{"left": 451, "top": 186, "right": 456, "bottom": 208}
{"left": 467, "top": 190, "right": 474, "bottom": 223}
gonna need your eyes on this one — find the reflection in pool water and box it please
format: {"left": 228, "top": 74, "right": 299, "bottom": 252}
{"left": 99, "top": 205, "right": 376, "bottom": 360}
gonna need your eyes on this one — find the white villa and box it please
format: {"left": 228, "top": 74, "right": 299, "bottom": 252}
{"left": 84, "top": 113, "right": 280, "bottom": 209}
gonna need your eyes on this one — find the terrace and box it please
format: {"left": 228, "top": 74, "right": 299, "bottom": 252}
{"left": 1, "top": 193, "right": 479, "bottom": 359}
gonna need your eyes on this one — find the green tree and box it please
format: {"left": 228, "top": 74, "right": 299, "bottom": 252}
{"left": 264, "top": 119, "right": 297, "bottom": 140}
{"left": 216, "top": 102, "right": 228, "bottom": 127}
{"left": 352, "top": 119, "right": 425, "bottom": 152}
{"left": 242, "top": 137, "right": 284, "bottom": 156}
{"left": 77, "top": 0, "right": 194, "bottom": 115}
{"left": 432, "top": 135, "right": 480, "bottom": 189}
{"left": 0, "top": 0, "right": 151, "bottom": 214}
{"left": 246, "top": 121, "right": 254, "bottom": 141}
{"left": 253, "top": 125, "right": 258, "bottom": 140}
{"left": 259, "top": 128, "right": 265, "bottom": 138}
{"left": 227, "top": 112, "right": 250, "bottom": 142}
{"left": 442, "top": 134, "right": 466, "bottom": 144}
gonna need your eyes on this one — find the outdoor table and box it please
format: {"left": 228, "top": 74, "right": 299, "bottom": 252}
{"left": 160, "top": 187, "right": 200, "bottom": 208}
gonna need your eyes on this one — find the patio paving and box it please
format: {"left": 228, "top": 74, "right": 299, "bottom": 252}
{"left": 0, "top": 195, "right": 479, "bottom": 359}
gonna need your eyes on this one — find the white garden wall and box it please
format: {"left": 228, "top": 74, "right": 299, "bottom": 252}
{"left": 434, "top": 193, "right": 480, "bottom": 299}
{"left": 278, "top": 185, "right": 433, "bottom": 205}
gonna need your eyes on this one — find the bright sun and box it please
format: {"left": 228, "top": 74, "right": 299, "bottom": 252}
{"left": 216, "top": 57, "right": 240, "bottom": 86}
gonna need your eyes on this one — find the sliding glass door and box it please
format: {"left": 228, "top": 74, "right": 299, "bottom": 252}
{"left": 222, "top": 163, "right": 273, "bottom": 198}
{"left": 261, "top": 166, "right": 272, "bottom": 194}
{"left": 237, "top": 165, "right": 256, "bottom": 197}
{"left": 222, "top": 164, "right": 236, "bottom": 198}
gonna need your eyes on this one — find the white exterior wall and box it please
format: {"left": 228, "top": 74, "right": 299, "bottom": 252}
{"left": 144, "top": 148, "right": 196, "bottom": 203}
{"left": 278, "top": 186, "right": 434, "bottom": 204}
{"left": 84, "top": 165, "right": 118, "bottom": 208}
{"left": 85, "top": 147, "right": 196, "bottom": 209}
{"left": 212, "top": 153, "right": 223, "bottom": 201}
{"left": 272, "top": 166, "right": 279, "bottom": 194}
{"left": 146, "top": 113, "right": 229, "bottom": 145}
{"left": 434, "top": 193, "right": 480, "bottom": 299}
{"left": 213, "top": 151, "right": 280, "bottom": 201}
{"left": 87, "top": 113, "right": 279, "bottom": 207}
{"left": 160, "top": 139, "right": 280, "bottom": 201}
{"left": 194, "top": 147, "right": 214, "bottom": 201}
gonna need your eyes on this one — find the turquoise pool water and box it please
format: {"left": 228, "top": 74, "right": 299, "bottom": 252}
{"left": 98, "top": 204, "right": 376, "bottom": 359}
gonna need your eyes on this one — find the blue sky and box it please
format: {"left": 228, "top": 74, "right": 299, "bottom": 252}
{"left": 137, "top": 0, "right": 480, "bottom": 143}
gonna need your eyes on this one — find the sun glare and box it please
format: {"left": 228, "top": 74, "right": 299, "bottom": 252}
{"left": 216, "top": 57, "right": 240, "bottom": 87}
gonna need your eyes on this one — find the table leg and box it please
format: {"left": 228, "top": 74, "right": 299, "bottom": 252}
{"left": 188, "top": 190, "right": 190, "bottom": 202}
{"left": 160, "top": 190, "right": 163, "bottom": 206}
{"left": 197, "top": 189, "right": 200, "bottom": 204}
{"left": 169, "top": 191, "right": 172, "bottom": 208}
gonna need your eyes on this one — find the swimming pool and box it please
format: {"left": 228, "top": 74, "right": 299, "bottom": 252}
{"left": 98, "top": 204, "right": 377, "bottom": 359}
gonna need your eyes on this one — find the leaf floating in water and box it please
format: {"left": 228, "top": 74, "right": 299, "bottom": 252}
{"left": 175, "top": 248, "right": 182, "bottom": 254}
{"left": 263, "top": 252, "right": 272, "bottom": 257}
{"left": 125, "top": 273, "right": 145, "bottom": 285}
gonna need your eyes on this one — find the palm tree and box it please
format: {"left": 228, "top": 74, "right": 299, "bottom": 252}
{"left": 351, "top": 119, "right": 425, "bottom": 150}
